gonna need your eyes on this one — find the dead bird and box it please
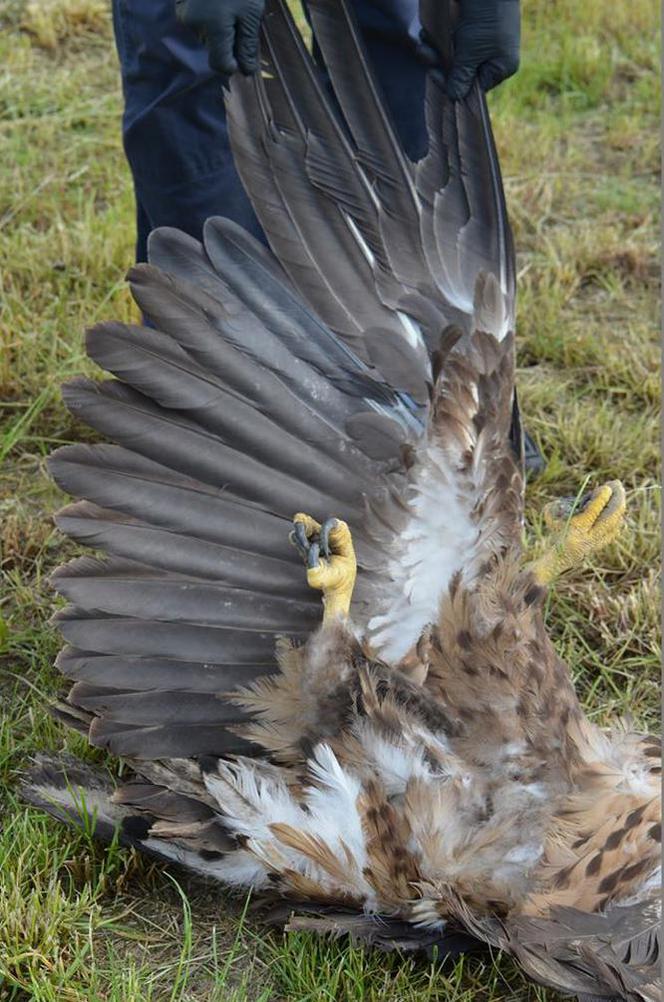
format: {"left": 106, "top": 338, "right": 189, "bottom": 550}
{"left": 24, "top": 1, "right": 660, "bottom": 999}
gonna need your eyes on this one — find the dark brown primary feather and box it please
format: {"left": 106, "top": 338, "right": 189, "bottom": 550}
{"left": 23, "top": 0, "right": 660, "bottom": 998}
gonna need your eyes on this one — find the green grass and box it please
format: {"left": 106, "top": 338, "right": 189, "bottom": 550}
{"left": 0, "top": 0, "right": 660, "bottom": 997}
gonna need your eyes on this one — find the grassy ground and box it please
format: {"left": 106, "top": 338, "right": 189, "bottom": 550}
{"left": 0, "top": 0, "right": 659, "bottom": 998}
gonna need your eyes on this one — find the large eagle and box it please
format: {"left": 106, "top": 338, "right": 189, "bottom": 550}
{"left": 24, "top": 1, "right": 660, "bottom": 999}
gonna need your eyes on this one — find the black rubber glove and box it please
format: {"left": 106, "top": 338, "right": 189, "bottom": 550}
{"left": 175, "top": 0, "right": 265, "bottom": 76}
{"left": 447, "top": 0, "right": 520, "bottom": 100}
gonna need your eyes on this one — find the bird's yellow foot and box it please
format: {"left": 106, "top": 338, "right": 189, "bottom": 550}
{"left": 290, "top": 513, "right": 357, "bottom": 623}
{"left": 531, "top": 480, "right": 626, "bottom": 586}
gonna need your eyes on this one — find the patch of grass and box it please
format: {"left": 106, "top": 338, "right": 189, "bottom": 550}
{"left": 20, "top": 0, "right": 108, "bottom": 51}
{"left": 0, "top": 0, "right": 659, "bottom": 998}
{"left": 260, "top": 932, "right": 555, "bottom": 1002}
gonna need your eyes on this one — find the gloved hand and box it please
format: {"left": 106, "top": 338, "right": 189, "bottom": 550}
{"left": 419, "top": 0, "right": 521, "bottom": 100}
{"left": 447, "top": 0, "right": 520, "bottom": 99}
{"left": 175, "top": 0, "right": 265, "bottom": 76}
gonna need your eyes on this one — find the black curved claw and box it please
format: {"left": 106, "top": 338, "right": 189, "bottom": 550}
{"left": 576, "top": 490, "right": 595, "bottom": 513}
{"left": 289, "top": 521, "right": 311, "bottom": 559}
{"left": 307, "top": 541, "right": 321, "bottom": 569}
{"left": 319, "top": 518, "right": 339, "bottom": 559}
{"left": 557, "top": 490, "right": 594, "bottom": 520}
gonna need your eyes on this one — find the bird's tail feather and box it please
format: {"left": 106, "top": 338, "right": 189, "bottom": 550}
{"left": 22, "top": 754, "right": 235, "bottom": 872}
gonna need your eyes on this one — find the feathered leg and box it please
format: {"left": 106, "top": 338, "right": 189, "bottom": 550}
{"left": 530, "top": 480, "right": 626, "bottom": 585}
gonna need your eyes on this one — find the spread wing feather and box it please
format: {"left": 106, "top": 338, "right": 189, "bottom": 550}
{"left": 46, "top": 0, "right": 521, "bottom": 754}
{"left": 55, "top": 501, "right": 304, "bottom": 593}
{"left": 55, "top": 650, "right": 273, "bottom": 692}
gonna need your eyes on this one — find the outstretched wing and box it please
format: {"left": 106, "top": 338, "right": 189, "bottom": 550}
{"left": 226, "top": 0, "right": 523, "bottom": 660}
{"left": 48, "top": 0, "right": 522, "bottom": 758}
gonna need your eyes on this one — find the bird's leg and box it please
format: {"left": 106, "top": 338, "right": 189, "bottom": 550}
{"left": 290, "top": 513, "right": 357, "bottom": 623}
{"left": 529, "top": 480, "right": 626, "bottom": 586}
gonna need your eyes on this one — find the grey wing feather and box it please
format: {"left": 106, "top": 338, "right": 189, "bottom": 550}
{"left": 55, "top": 649, "right": 274, "bottom": 692}
{"left": 53, "top": 608, "right": 279, "bottom": 662}
{"left": 47, "top": 0, "right": 521, "bottom": 756}
{"left": 55, "top": 501, "right": 306, "bottom": 593}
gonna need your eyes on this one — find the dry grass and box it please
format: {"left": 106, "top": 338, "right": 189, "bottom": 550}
{"left": 0, "top": 0, "right": 660, "bottom": 998}
{"left": 20, "top": 0, "right": 108, "bottom": 50}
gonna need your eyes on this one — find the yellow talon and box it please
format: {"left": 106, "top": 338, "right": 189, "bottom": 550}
{"left": 291, "top": 513, "right": 357, "bottom": 623}
{"left": 531, "top": 480, "right": 626, "bottom": 586}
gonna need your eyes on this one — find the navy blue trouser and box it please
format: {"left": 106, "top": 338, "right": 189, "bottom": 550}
{"left": 111, "top": 0, "right": 426, "bottom": 262}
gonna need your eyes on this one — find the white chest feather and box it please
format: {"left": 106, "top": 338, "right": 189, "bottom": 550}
{"left": 366, "top": 441, "right": 478, "bottom": 662}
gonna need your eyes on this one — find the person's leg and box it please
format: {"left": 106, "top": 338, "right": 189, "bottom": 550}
{"left": 111, "top": 0, "right": 262, "bottom": 262}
